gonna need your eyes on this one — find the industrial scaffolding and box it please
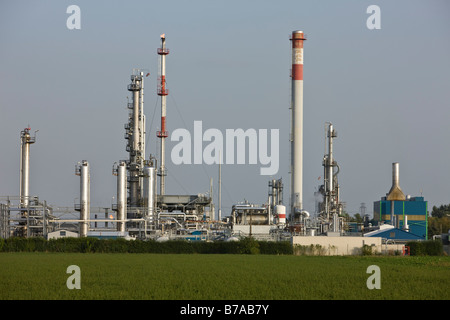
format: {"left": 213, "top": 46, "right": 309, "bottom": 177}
{"left": 0, "top": 196, "right": 55, "bottom": 238}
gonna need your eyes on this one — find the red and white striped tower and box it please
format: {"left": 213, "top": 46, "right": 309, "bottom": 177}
{"left": 290, "top": 30, "right": 306, "bottom": 218}
{"left": 157, "top": 34, "right": 169, "bottom": 195}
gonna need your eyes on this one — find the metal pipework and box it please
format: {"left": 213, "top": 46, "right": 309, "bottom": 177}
{"left": 218, "top": 153, "right": 222, "bottom": 222}
{"left": 290, "top": 30, "right": 306, "bottom": 217}
{"left": 326, "top": 123, "right": 334, "bottom": 193}
{"left": 268, "top": 178, "right": 284, "bottom": 224}
{"left": 132, "top": 78, "right": 141, "bottom": 153}
{"left": 19, "top": 127, "right": 36, "bottom": 208}
{"left": 76, "top": 160, "right": 90, "bottom": 237}
{"left": 139, "top": 73, "right": 146, "bottom": 201}
{"left": 320, "top": 122, "right": 343, "bottom": 233}
{"left": 323, "top": 122, "right": 337, "bottom": 207}
{"left": 140, "top": 72, "right": 146, "bottom": 164}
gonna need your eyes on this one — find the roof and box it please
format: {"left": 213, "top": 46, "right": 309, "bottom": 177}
{"left": 364, "top": 226, "right": 424, "bottom": 240}
{"left": 48, "top": 229, "right": 78, "bottom": 235}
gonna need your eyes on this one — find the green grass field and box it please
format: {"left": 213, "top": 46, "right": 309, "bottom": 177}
{"left": 0, "top": 253, "right": 449, "bottom": 300}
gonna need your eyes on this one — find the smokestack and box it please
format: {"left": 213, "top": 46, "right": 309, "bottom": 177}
{"left": 157, "top": 34, "right": 169, "bottom": 196}
{"left": 290, "top": 30, "right": 306, "bottom": 216}
{"left": 386, "top": 162, "right": 406, "bottom": 201}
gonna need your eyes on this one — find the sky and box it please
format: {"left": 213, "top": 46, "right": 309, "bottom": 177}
{"left": 0, "top": 0, "right": 449, "bottom": 219}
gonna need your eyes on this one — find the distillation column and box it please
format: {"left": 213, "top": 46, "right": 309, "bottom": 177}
{"left": 19, "top": 127, "right": 36, "bottom": 236}
{"left": 127, "top": 72, "right": 145, "bottom": 207}
{"left": 290, "top": 30, "right": 306, "bottom": 218}
{"left": 323, "top": 122, "right": 336, "bottom": 220}
{"left": 321, "top": 122, "right": 342, "bottom": 233}
{"left": 19, "top": 127, "right": 36, "bottom": 209}
{"left": 143, "top": 159, "right": 157, "bottom": 222}
{"left": 76, "top": 160, "right": 90, "bottom": 237}
{"left": 157, "top": 34, "right": 169, "bottom": 196}
{"left": 114, "top": 161, "right": 127, "bottom": 233}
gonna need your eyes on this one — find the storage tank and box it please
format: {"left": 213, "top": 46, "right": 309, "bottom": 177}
{"left": 275, "top": 205, "right": 286, "bottom": 225}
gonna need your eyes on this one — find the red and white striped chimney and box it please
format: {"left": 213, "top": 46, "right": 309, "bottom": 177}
{"left": 290, "top": 30, "right": 306, "bottom": 217}
{"left": 157, "top": 34, "right": 169, "bottom": 195}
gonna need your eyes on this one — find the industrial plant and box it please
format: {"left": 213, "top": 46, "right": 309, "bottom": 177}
{"left": 0, "top": 31, "right": 429, "bottom": 253}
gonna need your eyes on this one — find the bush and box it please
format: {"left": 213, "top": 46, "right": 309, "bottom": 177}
{"left": 258, "top": 241, "right": 293, "bottom": 255}
{"left": 0, "top": 236, "right": 294, "bottom": 255}
{"left": 406, "top": 240, "right": 444, "bottom": 256}
{"left": 3, "top": 237, "right": 28, "bottom": 252}
{"left": 406, "top": 241, "right": 422, "bottom": 256}
{"left": 362, "top": 244, "right": 373, "bottom": 256}
{"left": 423, "top": 240, "right": 444, "bottom": 256}
{"left": 235, "top": 237, "right": 260, "bottom": 254}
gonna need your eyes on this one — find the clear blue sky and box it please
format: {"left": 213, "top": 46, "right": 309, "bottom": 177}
{"left": 1, "top": 0, "right": 449, "bottom": 217}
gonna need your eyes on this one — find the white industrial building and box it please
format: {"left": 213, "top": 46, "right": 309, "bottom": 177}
{"left": 47, "top": 229, "right": 79, "bottom": 240}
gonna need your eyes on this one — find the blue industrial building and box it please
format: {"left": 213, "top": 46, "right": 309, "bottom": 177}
{"left": 372, "top": 163, "right": 428, "bottom": 240}
{"left": 373, "top": 197, "right": 428, "bottom": 240}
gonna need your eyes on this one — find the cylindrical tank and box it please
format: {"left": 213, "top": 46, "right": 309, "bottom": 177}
{"left": 275, "top": 205, "right": 286, "bottom": 225}
{"left": 143, "top": 164, "right": 156, "bottom": 219}
{"left": 79, "top": 160, "right": 90, "bottom": 237}
{"left": 116, "top": 161, "right": 127, "bottom": 232}
{"left": 247, "top": 214, "right": 269, "bottom": 225}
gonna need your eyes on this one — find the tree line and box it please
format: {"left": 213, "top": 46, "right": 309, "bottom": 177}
{"left": 429, "top": 204, "right": 450, "bottom": 238}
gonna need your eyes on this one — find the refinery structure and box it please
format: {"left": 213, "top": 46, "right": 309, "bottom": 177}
{"left": 0, "top": 31, "right": 428, "bottom": 249}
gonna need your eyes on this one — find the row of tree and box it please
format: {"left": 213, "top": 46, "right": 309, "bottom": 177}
{"left": 431, "top": 204, "right": 450, "bottom": 218}
{"left": 429, "top": 204, "right": 450, "bottom": 238}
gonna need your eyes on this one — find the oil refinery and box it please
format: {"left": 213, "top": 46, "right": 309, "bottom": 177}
{"left": 0, "top": 31, "right": 429, "bottom": 251}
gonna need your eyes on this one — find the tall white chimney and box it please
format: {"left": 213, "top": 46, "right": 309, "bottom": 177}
{"left": 290, "top": 30, "right": 306, "bottom": 217}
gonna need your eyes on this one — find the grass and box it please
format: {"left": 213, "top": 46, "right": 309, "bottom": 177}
{"left": 0, "top": 253, "right": 449, "bottom": 300}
